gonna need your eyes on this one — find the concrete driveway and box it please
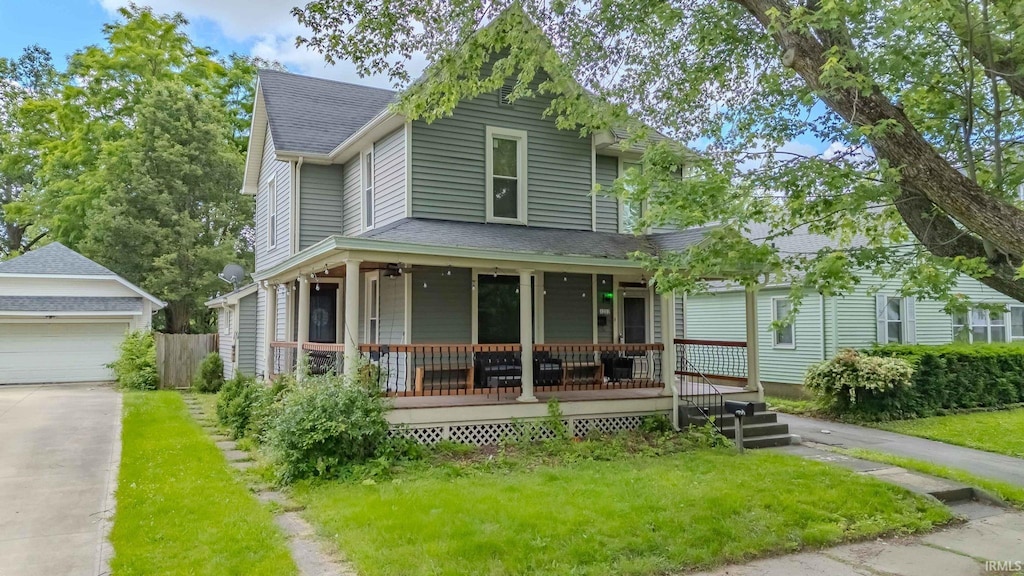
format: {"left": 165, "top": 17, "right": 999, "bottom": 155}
{"left": 0, "top": 384, "right": 121, "bottom": 576}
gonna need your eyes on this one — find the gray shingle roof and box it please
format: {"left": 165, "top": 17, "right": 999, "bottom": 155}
{"left": 648, "top": 227, "right": 715, "bottom": 252}
{"left": 0, "top": 296, "right": 142, "bottom": 313}
{"left": 258, "top": 69, "right": 397, "bottom": 156}
{"left": 0, "top": 243, "right": 115, "bottom": 276}
{"left": 359, "top": 218, "right": 656, "bottom": 260}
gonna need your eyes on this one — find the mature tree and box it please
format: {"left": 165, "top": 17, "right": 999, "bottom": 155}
{"left": 79, "top": 81, "right": 247, "bottom": 333}
{"left": 294, "top": 0, "right": 1024, "bottom": 309}
{"left": 0, "top": 46, "right": 58, "bottom": 258}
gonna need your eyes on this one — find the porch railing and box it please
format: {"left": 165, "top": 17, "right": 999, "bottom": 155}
{"left": 269, "top": 341, "right": 297, "bottom": 379}
{"left": 674, "top": 339, "right": 748, "bottom": 384}
{"left": 533, "top": 343, "right": 663, "bottom": 391}
{"left": 303, "top": 342, "right": 345, "bottom": 376}
{"left": 359, "top": 344, "right": 522, "bottom": 396}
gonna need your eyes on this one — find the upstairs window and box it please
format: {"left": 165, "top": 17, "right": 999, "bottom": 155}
{"left": 362, "top": 149, "right": 375, "bottom": 230}
{"left": 772, "top": 297, "right": 794, "bottom": 348}
{"left": 619, "top": 161, "right": 645, "bottom": 233}
{"left": 267, "top": 176, "right": 277, "bottom": 249}
{"left": 485, "top": 126, "right": 527, "bottom": 224}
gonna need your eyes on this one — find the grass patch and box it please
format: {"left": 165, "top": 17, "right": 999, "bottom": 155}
{"left": 765, "top": 396, "right": 821, "bottom": 416}
{"left": 874, "top": 408, "right": 1024, "bottom": 458}
{"left": 293, "top": 443, "right": 950, "bottom": 576}
{"left": 834, "top": 447, "right": 1024, "bottom": 509}
{"left": 110, "top": 391, "right": 296, "bottom": 576}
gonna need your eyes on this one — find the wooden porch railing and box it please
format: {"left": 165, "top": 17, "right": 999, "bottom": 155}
{"left": 673, "top": 338, "right": 748, "bottom": 383}
{"left": 269, "top": 341, "right": 297, "bottom": 379}
{"left": 534, "top": 343, "right": 663, "bottom": 391}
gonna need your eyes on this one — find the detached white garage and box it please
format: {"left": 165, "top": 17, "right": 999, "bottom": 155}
{"left": 0, "top": 243, "right": 165, "bottom": 385}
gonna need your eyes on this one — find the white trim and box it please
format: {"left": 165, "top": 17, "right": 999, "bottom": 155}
{"left": 617, "top": 279, "right": 651, "bottom": 344}
{"left": 361, "top": 147, "right": 376, "bottom": 231}
{"left": 327, "top": 111, "right": 399, "bottom": 160}
{"left": 364, "top": 270, "right": 380, "bottom": 344}
{"left": 771, "top": 296, "right": 795, "bottom": 349}
{"left": 240, "top": 83, "right": 266, "bottom": 195}
{"left": 267, "top": 174, "right": 278, "bottom": 249}
{"left": 404, "top": 121, "right": 413, "bottom": 218}
{"left": 484, "top": 126, "right": 528, "bottom": 225}
{"left": 403, "top": 271, "right": 412, "bottom": 343}
{"left": 292, "top": 157, "right": 304, "bottom": 254}
{"left": 590, "top": 134, "right": 597, "bottom": 232}
{"left": 0, "top": 273, "right": 166, "bottom": 308}
{"left": 534, "top": 272, "right": 545, "bottom": 344}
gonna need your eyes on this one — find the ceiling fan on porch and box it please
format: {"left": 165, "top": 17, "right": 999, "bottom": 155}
{"left": 383, "top": 263, "right": 404, "bottom": 278}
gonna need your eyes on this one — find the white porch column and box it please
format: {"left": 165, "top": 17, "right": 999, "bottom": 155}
{"left": 744, "top": 285, "right": 764, "bottom": 398}
{"left": 343, "top": 259, "right": 363, "bottom": 377}
{"left": 517, "top": 269, "right": 537, "bottom": 402}
{"left": 263, "top": 283, "right": 277, "bottom": 380}
{"left": 296, "top": 276, "right": 310, "bottom": 380}
{"left": 660, "top": 291, "right": 676, "bottom": 396}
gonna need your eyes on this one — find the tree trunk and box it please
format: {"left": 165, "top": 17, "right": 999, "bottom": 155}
{"left": 734, "top": 0, "right": 1024, "bottom": 302}
{"left": 163, "top": 301, "right": 191, "bottom": 334}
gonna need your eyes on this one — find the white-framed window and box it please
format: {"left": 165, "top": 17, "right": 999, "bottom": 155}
{"left": 884, "top": 296, "right": 904, "bottom": 344}
{"left": 223, "top": 309, "right": 233, "bottom": 335}
{"left": 362, "top": 149, "right": 375, "bottom": 230}
{"left": 619, "top": 161, "right": 645, "bottom": 233}
{"left": 875, "top": 295, "right": 916, "bottom": 344}
{"left": 365, "top": 272, "right": 380, "bottom": 344}
{"left": 954, "top": 307, "right": 1007, "bottom": 343}
{"left": 772, "top": 297, "right": 795, "bottom": 348}
{"left": 485, "top": 126, "right": 527, "bottom": 224}
{"left": 267, "top": 175, "right": 277, "bottom": 249}
{"left": 1011, "top": 306, "right": 1024, "bottom": 341}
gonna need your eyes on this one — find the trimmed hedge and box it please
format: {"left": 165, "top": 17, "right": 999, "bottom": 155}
{"left": 857, "top": 343, "right": 1024, "bottom": 419}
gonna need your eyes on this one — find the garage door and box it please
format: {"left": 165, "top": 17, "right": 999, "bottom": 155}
{"left": 0, "top": 322, "right": 129, "bottom": 384}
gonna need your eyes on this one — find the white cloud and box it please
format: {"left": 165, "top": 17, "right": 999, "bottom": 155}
{"left": 94, "top": 0, "right": 417, "bottom": 87}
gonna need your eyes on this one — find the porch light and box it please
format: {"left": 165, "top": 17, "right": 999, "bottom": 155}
{"left": 445, "top": 265, "right": 452, "bottom": 276}
{"left": 515, "top": 287, "right": 520, "bottom": 294}
{"left": 423, "top": 281, "right": 428, "bottom": 288}
{"left": 563, "top": 275, "right": 567, "bottom": 282}
{"left": 315, "top": 282, "right": 320, "bottom": 291}
{"left": 582, "top": 292, "right": 587, "bottom": 298}
{"left": 324, "top": 265, "right": 329, "bottom": 275}
{"left": 493, "top": 268, "right": 498, "bottom": 277}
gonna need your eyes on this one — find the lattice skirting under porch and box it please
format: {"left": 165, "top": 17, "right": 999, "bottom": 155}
{"left": 390, "top": 413, "right": 669, "bottom": 446}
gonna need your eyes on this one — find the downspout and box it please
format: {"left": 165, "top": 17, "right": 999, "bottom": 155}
{"left": 292, "top": 157, "right": 304, "bottom": 254}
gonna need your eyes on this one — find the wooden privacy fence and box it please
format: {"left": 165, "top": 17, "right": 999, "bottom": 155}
{"left": 156, "top": 333, "right": 219, "bottom": 389}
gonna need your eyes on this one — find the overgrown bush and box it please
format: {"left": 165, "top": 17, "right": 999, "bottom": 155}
{"left": 192, "top": 352, "right": 224, "bottom": 393}
{"left": 216, "top": 374, "right": 272, "bottom": 439}
{"left": 265, "top": 368, "right": 392, "bottom": 483}
{"left": 866, "top": 343, "right": 1024, "bottom": 416}
{"left": 804, "top": 349, "right": 915, "bottom": 420}
{"left": 108, "top": 330, "right": 159, "bottom": 390}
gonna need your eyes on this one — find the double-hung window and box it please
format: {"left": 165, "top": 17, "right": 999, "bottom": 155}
{"left": 619, "top": 161, "right": 645, "bottom": 233}
{"left": 954, "top": 307, "right": 1007, "bottom": 343}
{"left": 876, "top": 295, "right": 916, "bottom": 344}
{"left": 1011, "top": 306, "right": 1024, "bottom": 341}
{"left": 365, "top": 272, "right": 379, "bottom": 344}
{"left": 362, "top": 149, "right": 375, "bottom": 230}
{"left": 772, "top": 297, "right": 795, "bottom": 347}
{"left": 267, "top": 176, "right": 277, "bottom": 248}
{"left": 485, "top": 127, "right": 527, "bottom": 224}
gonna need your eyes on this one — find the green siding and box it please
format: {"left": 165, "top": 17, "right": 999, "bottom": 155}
{"left": 298, "top": 164, "right": 344, "bottom": 249}
{"left": 342, "top": 156, "right": 361, "bottom": 235}
{"left": 594, "top": 155, "right": 618, "bottom": 233}
{"left": 373, "top": 128, "right": 407, "bottom": 229}
{"left": 238, "top": 292, "right": 258, "bottom": 377}
{"left": 411, "top": 266, "right": 472, "bottom": 343}
{"left": 410, "top": 83, "right": 593, "bottom": 230}
{"left": 543, "top": 273, "right": 593, "bottom": 342}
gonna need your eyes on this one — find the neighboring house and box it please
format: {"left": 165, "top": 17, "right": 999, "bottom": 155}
{"left": 205, "top": 283, "right": 259, "bottom": 380}
{"left": 208, "top": 52, "right": 777, "bottom": 443}
{"left": 0, "top": 243, "right": 165, "bottom": 385}
{"left": 684, "top": 227, "right": 1024, "bottom": 395}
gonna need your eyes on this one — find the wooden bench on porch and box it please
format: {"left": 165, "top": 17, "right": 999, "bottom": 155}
{"left": 414, "top": 361, "right": 475, "bottom": 393}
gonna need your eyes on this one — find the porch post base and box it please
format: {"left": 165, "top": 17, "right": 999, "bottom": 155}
{"left": 516, "top": 393, "right": 539, "bottom": 403}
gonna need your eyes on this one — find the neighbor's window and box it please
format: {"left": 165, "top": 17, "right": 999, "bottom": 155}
{"left": 884, "top": 296, "right": 904, "bottom": 344}
{"left": 953, "top": 307, "right": 1007, "bottom": 343}
{"left": 267, "top": 176, "right": 277, "bottom": 248}
{"left": 1011, "top": 307, "right": 1024, "bottom": 341}
{"left": 363, "top": 149, "right": 375, "bottom": 230}
{"left": 772, "top": 297, "right": 794, "bottom": 347}
{"left": 486, "top": 127, "right": 527, "bottom": 223}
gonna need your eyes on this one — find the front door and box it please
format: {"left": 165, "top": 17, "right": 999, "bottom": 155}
{"left": 308, "top": 284, "right": 338, "bottom": 343}
{"left": 622, "top": 296, "right": 647, "bottom": 343}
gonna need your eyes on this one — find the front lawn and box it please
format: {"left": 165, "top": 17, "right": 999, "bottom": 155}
{"left": 110, "top": 391, "right": 296, "bottom": 575}
{"left": 875, "top": 408, "right": 1024, "bottom": 458}
{"left": 293, "top": 447, "right": 950, "bottom": 576}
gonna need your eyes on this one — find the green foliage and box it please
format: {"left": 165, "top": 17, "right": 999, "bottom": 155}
{"left": 638, "top": 413, "right": 675, "bottom": 435}
{"left": 109, "top": 330, "right": 159, "bottom": 391}
{"left": 874, "top": 407, "right": 1024, "bottom": 458}
{"left": 215, "top": 374, "right": 272, "bottom": 440}
{"left": 192, "top": 352, "right": 225, "bottom": 393}
{"left": 804, "top": 349, "right": 915, "bottom": 420}
{"left": 265, "top": 369, "right": 393, "bottom": 483}
{"left": 864, "top": 343, "right": 1024, "bottom": 417}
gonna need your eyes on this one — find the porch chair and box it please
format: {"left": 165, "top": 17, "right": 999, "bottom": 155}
{"left": 600, "top": 352, "right": 634, "bottom": 382}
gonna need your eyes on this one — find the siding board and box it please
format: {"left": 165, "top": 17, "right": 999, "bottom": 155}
{"left": 255, "top": 124, "right": 292, "bottom": 271}
{"left": 373, "top": 128, "right": 407, "bottom": 229}
{"left": 298, "top": 164, "right": 344, "bottom": 249}
{"left": 411, "top": 267, "right": 472, "bottom": 343}
{"left": 543, "top": 273, "right": 593, "bottom": 342}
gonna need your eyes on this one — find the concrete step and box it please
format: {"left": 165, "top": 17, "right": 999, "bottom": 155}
{"left": 682, "top": 412, "right": 779, "bottom": 427}
{"left": 719, "top": 422, "right": 791, "bottom": 439}
{"left": 742, "top": 433, "right": 798, "bottom": 449}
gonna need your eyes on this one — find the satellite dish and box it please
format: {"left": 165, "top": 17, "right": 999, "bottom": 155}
{"left": 219, "top": 263, "right": 247, "bottom": 289}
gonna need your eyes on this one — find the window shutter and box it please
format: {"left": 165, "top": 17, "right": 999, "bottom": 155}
{"left": 903, "top": 297, "right": 917, "bottom": 344}
{"left": 875, "top": 294, "right": 887, "bottom": 344}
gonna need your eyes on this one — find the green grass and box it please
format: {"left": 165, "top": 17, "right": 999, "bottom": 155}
{"left": 293, "top": 449, "right": 950, "bottom": 576}
{"left": 765, "top": 395, "right": 820, "bottom": 416}
{"left": 110, "top": 391, "right": 297, "bottom": 576}
{"left": 874, "top": 408, "right": 1024, "bottom": 458}
{"left": 834, "top": 447, "right": 1024, "bottom": 509}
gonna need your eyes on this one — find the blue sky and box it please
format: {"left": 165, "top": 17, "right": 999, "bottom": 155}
{"left": 0, "top": 0, "right": 397, "bottom": 87}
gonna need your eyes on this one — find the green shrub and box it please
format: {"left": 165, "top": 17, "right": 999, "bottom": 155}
{"left": 109, "top": 330, "right": 159, "bottom": 390}
{"left": 866, "top": 342, "right": 1024, "bottom": 416}
{"left": 265, "top": 368, "right": 391, "bottom": 483}
{"left": 192, "top": 352, "right": 225, "bottom": 393}
{"left": 804, "top": 349, "right": 915, "bottom": 420}
{"left": 216, "top": 374, "right": 272, "bottom": 439}
{"left": 638, "top": 414, "right": 674, "bottom": 435}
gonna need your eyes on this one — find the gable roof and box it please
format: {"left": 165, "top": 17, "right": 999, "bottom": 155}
{"left": 0, "top": 242, "right": 114, "bottom": 276}
{"left": 0, "top": 296, "right": 142, "bottom": 313}
{"left": 258, "top": 69, "right": 397, "bottom": 156}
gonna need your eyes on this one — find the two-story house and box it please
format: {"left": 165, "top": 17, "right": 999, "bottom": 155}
{"left": 209, "top": 59, "right": 773, "bottom": 444}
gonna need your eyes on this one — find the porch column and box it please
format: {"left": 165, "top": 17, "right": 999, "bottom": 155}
{"left": 660, "top": 291, "right": 676, "bottom": 396}
{"left": 343, "top": 259, "right": 363, "bottom": 377}
{"left": 263, "top": 283, "right": 277, "bottom": 380}
{"left": 744, "top": 285, "right": 764, "bottom": 397}
{"left": 517, "top": 269, "right": 537, "bottom": 402}
{"left": 296, "top": 276, "right": 310, "bottom": 380}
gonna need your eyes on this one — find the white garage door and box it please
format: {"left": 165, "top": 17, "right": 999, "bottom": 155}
{"left": 0, "top": 322, "right": 129, "bottom": 384}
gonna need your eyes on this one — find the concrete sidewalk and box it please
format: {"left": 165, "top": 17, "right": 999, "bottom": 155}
{"left": 779, "top": 413, "right": 1024, "bottom": 487}
{"left": 688, "top": 508, "right": 1024, "bottom": 576}
{"left": 0, "top": 384, "right": 121, "bottom": 576}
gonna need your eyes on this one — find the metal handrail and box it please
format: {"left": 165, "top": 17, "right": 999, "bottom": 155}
{"left": 675, "top": 349, "right": 725, "bottom": 433}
